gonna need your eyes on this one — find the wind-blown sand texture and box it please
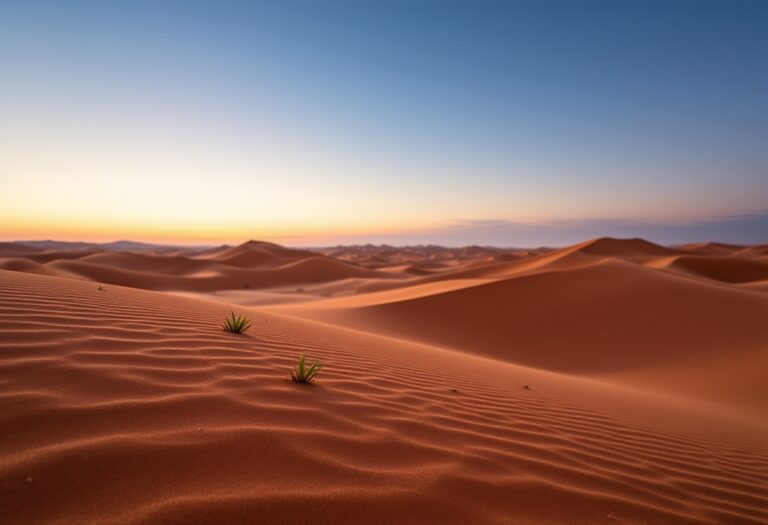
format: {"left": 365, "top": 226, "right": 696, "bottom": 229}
{"left": 1, "top": 238, "right": 767, "bottom": 524}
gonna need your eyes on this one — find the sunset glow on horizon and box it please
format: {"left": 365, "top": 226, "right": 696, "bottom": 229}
{"left": 2, "top": 1, "right": 767, "bottom": 246}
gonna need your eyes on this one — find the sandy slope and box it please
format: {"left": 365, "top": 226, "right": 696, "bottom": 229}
{"left": 1, "top": 238, "right": 767, "bottom": 524}
{"left": 648, "top": 254, "right": 768, "bottom": 283}
{"left": 271, "top": 260, "right": 768, "bottom": 391}
{"left": 1, "top": 269, "right": 766, "bottom": 525}
{"left": 267, "top": 239, "right": 768, "bottom": 413}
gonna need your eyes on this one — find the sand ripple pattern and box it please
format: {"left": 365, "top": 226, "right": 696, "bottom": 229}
{"left": 1, "top": 271, "right": 766, "bottom": 524}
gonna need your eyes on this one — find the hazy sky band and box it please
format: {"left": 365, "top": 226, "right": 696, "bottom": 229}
{"left": 1, "top": 1, "right": 766, "bottom": 244}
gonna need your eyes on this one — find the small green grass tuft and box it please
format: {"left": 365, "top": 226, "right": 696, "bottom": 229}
{"left": 222, "top": 312, "right": 252, "bottom": 334}
{"left": 291, "top": 354, "right": 323, "bottom": 384}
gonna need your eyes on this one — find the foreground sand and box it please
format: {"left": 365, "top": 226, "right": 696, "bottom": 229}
{"left": 1, "top": 268, "right": 767, "bottom": 525}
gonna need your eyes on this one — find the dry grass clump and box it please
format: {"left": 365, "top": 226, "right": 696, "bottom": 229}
{"left": 222, "top": 312, "right": 252, "bottom": 334}
{"left": 291, "top": 355, "right": 323, "bottom": 384}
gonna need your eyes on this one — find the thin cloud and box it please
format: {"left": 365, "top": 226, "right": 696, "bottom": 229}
{"left": 299, "top": 213, "right": 768, "bottom": 247}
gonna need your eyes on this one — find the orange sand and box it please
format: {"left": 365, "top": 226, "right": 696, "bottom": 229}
{"left": 1, "top": 238, "right": 766, "bottom": 524}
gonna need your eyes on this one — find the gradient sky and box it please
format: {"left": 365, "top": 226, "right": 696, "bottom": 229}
{"left": 1, "top": 0, "right": 767, "bottom": 246}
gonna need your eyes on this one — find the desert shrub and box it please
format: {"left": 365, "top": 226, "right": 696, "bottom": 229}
{"left": 222, "top": 312, "right": 252, "bottom": 334}
{"left": 291, "top": 354, "right": 323, "bottom": 384}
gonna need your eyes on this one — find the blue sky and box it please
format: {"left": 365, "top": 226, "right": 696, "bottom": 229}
{"left": 1, "top": 0, "right": 766, "bottom": 245}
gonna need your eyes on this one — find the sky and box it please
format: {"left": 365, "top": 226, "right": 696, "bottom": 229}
{"left": 1, "top": 0, "right": 767, "bottom": 246}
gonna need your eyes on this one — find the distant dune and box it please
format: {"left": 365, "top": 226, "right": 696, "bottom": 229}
{"left": 0, "top": 239, "right": 396, "bottom": 292}
{"left": 651, "top": 254, "right": 768, "bottom": 283}
{"left": 569, "top": 236, "right": 680, "bottom": 257}
{"left": 0, "top": 242, "right": 43, "bottom": 257}
{"left": 1, "top": 237, "right": 767, "bottom": 524}
{"left": 202, "top": 240, "right": 318, "bottom": 267}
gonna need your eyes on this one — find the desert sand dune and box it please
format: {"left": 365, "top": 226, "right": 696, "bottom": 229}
{"left": 649, "top": 254, "right": 768, "bottom": 284}
{"left": 1, "top": 237, "right": 700, "bottom": 298}
{"left": 2, "top": 238, "right": 767, "bottom": 524}
{"left": 201, "top": 240, "right": 319, "bottom": 268}
{"left": 423, "top": 237, "right": 678, "bottom": 282}
{"left": 507, "top": 237, "right": 680, "bottom": 275}
{"left": 273, "top": 259, "right": 768, "bottom": 372}
{"left": 0, "top": 269, "right": 766, "bottom": 525}
{"left": 41, "top": 255, "right": 394, "bottom": 292}
{"left": 24, "top": 249, "right": 104, "bottom": 264}
{"left": 0, "top": 258, "right": 76, "bottom": 278}
{"left": 0, "top": 242, "right": 44, "bottom": 257}
{"left": 77, "top": 251, "right": 220, "bottom": 274}
{"left": 735, "top": 244, "right": 768, "bottom": 258}
{"left": 0, "top": 241, "right": 398, "bottom": 293}
{"left": 743, "top": 279, "right": 768, "bottom": 292}
{"left": 677, "top": 242, "right": 746, "bottom": 255}
{"left": 606, "top": 348, "right": 768, "bottom": 412}
{"left": 174, "top": 244, "right": 231, "bottom": 258}
{"left": 316, "top": 244, "right": 544, "bottom": 271}
{"left": 566, "top": 237, "right": 679, "bottom": 258}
